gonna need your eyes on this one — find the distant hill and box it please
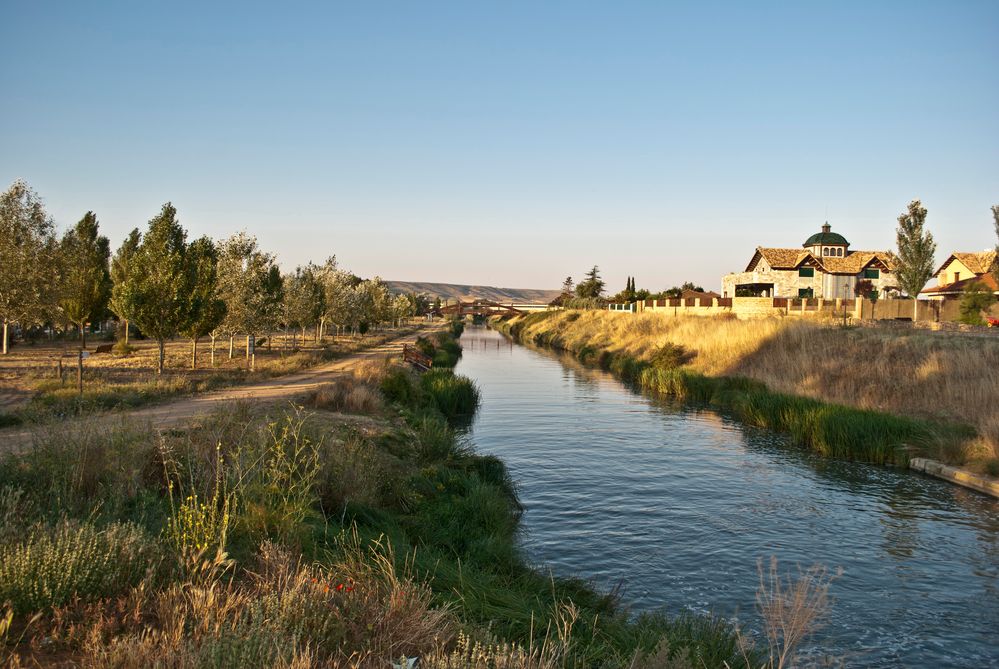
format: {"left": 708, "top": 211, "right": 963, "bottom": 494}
{"left": 385, "top": 281, "right": 560, "bottom": 305}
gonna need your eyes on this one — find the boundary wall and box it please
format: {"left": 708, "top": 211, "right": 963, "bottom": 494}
{"left": 608, "top": 297, "right": 962, "bottom": 322}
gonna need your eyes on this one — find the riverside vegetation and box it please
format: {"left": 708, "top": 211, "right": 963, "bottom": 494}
{"left": 495, "top": 310, "right": 999, "bottom": 476}
{"left": 0, "top": 327, "right": 834, "bottom": 668}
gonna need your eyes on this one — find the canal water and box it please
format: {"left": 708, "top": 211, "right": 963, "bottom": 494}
{"left": 454, "top": 326, "right": 999, "bottom": 668}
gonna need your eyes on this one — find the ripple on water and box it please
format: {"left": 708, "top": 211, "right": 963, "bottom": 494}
{"left": 456, "top": 327, "right": 999, "bottom": 668}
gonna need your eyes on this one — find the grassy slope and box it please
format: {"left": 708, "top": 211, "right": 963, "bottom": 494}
{"left": 0, "top": 329, "right": 756, "bottom": 669}
{"left": 495, "top": 311, "right": 996, "bottom": 472}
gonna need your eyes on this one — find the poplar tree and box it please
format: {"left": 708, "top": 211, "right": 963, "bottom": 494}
{"left": 110, "top": 228, "right": 141, "bottom": 344}
{"left": 283, "top": 264, "right": 323, "bottom": 347}
{"left": 58, "top": 211, "right": 111, "bottom": 349}
{"left": 217, "top": 231, "right": 282, "bottom": 358}
{"left": 181, "top": 237, "right": 226, "bottom": 369}
{"left": 894, "top": 199, "right": 937, "bottom": 320}
{"left": 118, "top": 203, "right": 193, "bottom": 374}
{"left": 0, "top": 180, "right": 57, "bottom": 354}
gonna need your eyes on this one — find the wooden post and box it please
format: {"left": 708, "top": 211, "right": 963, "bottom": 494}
{"left": 77, "top": 351, "right": 84, "bottom": 395}
{"left": 57, "top": 358, "right": 63, "bottom": 383}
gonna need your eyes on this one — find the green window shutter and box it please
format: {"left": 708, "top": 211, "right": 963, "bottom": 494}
{"left": 863, "top": 268, "right": 880, "bottom": 279}
{"left": 799, "top": 267, "right": 814, "bottom": 278}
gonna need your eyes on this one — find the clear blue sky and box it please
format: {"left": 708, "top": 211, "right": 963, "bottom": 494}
{"left": 2, "top": 1, "right": 997, "bottom": 292}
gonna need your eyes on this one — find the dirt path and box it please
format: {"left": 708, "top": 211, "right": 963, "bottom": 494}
{"left": 0, "top": 328, "right": 434, "bottom": 452}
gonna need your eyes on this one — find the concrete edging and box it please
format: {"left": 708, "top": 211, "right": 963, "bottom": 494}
{"left": 909, "top": 458, "right": 999, "bottom": 499}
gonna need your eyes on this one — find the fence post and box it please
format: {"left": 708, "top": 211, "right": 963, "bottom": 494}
{"left": 77, "top": 351, "right": 83, "bottom": 395}
{"left": 57, "top": 358, "right": 63, "bottom": 383}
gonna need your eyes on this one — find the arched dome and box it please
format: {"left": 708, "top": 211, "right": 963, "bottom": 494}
{"left": 804, "top": 223, "right": 849, "bottom": 248}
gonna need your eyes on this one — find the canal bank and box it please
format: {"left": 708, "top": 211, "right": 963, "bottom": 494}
{"left": 456, "top": 325, "right": 999, "bottom": 667}
{"left": 492, "top": 311, "right": 999, "bottom": 493}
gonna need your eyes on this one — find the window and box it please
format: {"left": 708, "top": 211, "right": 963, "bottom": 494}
{"left": 822, "top": 248, "right": 829, "bottom": 256}
{"left": 954, "top": 272, "right": 961, "bottom": 282}
{"left": 863, "top": 268, "right": 880, "bottom": 279}
{"left": 798, "top": 288, "right": 813, "bottom": 298}
{"left": 837, "top": 247, "right": 843, "bottom": 257}
{"left": 799, "top": 267, "right": 814, "bottom": 278}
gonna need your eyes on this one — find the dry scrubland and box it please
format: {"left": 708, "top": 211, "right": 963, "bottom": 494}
{"left": 501, "top": 311, "right": 999, "bottom": 472}
{"left": 0, "top": 328, "right": 420, "bottom": 423}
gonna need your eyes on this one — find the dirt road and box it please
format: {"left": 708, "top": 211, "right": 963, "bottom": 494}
{"left": 0, "top": 328, "right": 433, "bottom": 451}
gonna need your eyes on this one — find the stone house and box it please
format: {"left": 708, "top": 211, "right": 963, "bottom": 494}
{"left": 920, "top": 250, "right": 998, "bottom": 300}
{"left": 722, "top": 223, "right": 899, "bottom": 299}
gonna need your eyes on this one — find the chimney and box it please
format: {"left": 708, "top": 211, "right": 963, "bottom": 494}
{"left": 822, "top": 222, "right": 831, "bottom": 234}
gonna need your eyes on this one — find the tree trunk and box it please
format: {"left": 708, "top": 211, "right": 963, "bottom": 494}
{"left": 913, "top": 298, "right": 919, "bottom": 322}
{"left": 124, "top": 319, "right": 129, "bottom": 345}
{"left": 191, "top": 337, "right": 198, "bottom": 370}
{"left": 267, "top": 330, "right": 272, "bottom": 351}
{"left": 211, "top": 333, "right": 216, "bottom": 368}
{"left": 246, "top": 335, "right": 251, "bottom": 360}
{"left": 2, "top": 320, "right": 7, "bottom": 355}
{"left": 157, "top": 339, "right": 165, "bottom": 375}
{"left": 229, "top": 335, "right": 234, "bottom": 359}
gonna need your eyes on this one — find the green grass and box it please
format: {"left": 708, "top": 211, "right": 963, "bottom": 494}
{"left": 420, "top": 369, "right": 480, "bottom": 419}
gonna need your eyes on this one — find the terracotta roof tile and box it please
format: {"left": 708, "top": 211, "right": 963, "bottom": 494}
{"left": 752, "top": 248, "right": 812, "bottom": 270}
{"left": 951, "top": 250, "right": 997, "bottom": 275}
{"left": 819, "top": 251, "right": 896, "bottom": 275}
{"left": 922, "top": 272, "right": 999, "bottom": 295}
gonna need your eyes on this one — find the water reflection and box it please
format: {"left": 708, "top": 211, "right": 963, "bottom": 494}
{"left": 455, "top": 326, "right": 999, "bottom": 668}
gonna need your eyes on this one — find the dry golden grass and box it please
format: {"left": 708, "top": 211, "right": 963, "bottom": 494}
{"left": 508, "top": 311, "right": 999, "bottom": 470}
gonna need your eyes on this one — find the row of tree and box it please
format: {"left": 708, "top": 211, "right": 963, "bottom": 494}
{"left": 0, "top": 180, "right": 423, "bottom": 371}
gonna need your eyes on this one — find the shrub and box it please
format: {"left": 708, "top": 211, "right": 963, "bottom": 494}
{"left": 0, "top": 520, "right": 161, "bottom": 614}
{"left": 308, "top": 379, "right": 383, "bottom": 414}
{"left": 380, "top": 368, "right": 417, "bottom": 406}
{"left": 650, "top": 342, "right": 694, "bottom": 369}
{"left": 959, "top": 281, "right": 996, "bottom": 325}
{"left": 421, "top": 370, "right": 480, "bottom": 419}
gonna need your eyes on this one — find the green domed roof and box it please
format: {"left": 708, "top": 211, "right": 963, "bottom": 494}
{"left": 803, "top": 224, "right": 848, "bottom": 248}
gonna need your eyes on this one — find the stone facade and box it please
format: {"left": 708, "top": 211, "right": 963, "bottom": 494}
{"left": 721, "top": 223, "right": 899, "bottom": 299}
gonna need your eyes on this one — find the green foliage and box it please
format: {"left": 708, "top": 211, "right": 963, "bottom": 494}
{"left": 109, "top": 227, "right": 141, "bottom": 328}
{"left": 650, "top": 342, "right": 694, "bottom": 369}
{"left": 421, "top": 369, "right": 480, "bottom": 419}
{"left": 575, "top": 265, "right": 605, "bottom": 298}
{"left": 380, "top": 367, "right": 418, "bottom": 405}
{"left": 0, "top": 180, "right": 58, "bottom": 352}
{"left": 181, "top": 236, "right": 227, "bottom": 342}
{"left": 959, "top": 281, "right": 996, "bottom": 325}
{"left": 114, "top": 203, "right": 196, "bottom": 373}
{"left": 235, "top": 415, "right": 323, "bottom": 547}
{"left": 57, "top": 211, "right": 112, "bottom": 346}
{"left": 895, "top": 199, "right": 937, "bottom": 299}
{"left": 0, "top": 520, "right": 160, "bottom": 614}
{"left": 448, "top": 318, "right": 465, "bottom": 338}
{"left": 217, "top": 231, "right": 284, "bottom": 341}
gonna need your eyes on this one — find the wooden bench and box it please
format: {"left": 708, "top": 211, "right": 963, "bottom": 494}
{"left": 402, "top": 344, "right": 433, "bottom": 371}
{"left": 93, "top": 343, "right": 114, "bottom": 355}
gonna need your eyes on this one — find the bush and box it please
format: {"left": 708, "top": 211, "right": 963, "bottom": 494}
{"left": 959, "top": 282, "right": 996, "bottom": 325}
{"left": 421, "top": 370, "right": 480, "bottom": 419}
{"left": 380, "top": 368, "right": 417, "bottom": 405}
{"left": 0, "top": 520, "right": 161, "bottom": 614}
{"left": 308, "top": 379, "right": 384, "bottom": 414}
